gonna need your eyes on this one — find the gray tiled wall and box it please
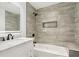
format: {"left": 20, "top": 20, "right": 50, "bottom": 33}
{"left": 35, "top": 2, "right": 76, "bottom": 44}
{"left": 75, "top": 3, "right": 79, "bottom": 44}
{"left": 26, "top": 2, "right": 79, "bottom": 45}
{"left": 26, "top": 3, "right": 36, "bottom": 37}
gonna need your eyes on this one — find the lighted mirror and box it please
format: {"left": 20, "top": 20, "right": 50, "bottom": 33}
{"left": 0, "top": 2, "right": 20, "bottom": 31}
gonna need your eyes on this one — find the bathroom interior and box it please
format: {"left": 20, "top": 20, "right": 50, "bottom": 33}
{"left": 0, "top": 2, "right": 79, "bottom": 57}
{"left": 27, "top": 2, "right": 79, "bottom": 57}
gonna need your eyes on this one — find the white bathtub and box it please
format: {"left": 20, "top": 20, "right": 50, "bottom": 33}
{"left": 34, "top": 43, "right": 69, "bottom": 57}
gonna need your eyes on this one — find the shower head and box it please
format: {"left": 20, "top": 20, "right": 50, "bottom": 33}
{"left": 33, "top": 12, "right": 38, "bottom": 16}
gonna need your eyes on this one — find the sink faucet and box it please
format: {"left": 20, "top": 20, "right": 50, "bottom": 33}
{"left": 7, "top": 33, "right": 14, "bottom": 40}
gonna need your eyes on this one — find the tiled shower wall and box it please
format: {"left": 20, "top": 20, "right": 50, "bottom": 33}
{"left": 26, "top": 3, "right": 36, "bottom": 37}
{"left": 75, "top": 3, "right": 79, "bottom": 44}
{"left": 35, "top": 2, "right": 77, "bottom": 44}
{"left": 26, "top": 2, "right": 79, "bottom": 45}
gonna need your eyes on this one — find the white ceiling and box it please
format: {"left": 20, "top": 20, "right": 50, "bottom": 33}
{"left": 29, "top": 2, "right": 60, "bottom": 10}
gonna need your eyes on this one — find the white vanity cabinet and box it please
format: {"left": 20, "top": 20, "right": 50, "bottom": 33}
{"left": 0, "top": 38, "right": 33, "bottom": 57}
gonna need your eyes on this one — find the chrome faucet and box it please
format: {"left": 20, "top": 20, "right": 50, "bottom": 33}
{"left": 7, "top": 33, "right": 14, "bottom": 40}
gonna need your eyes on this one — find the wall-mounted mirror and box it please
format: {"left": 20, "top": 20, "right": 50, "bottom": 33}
{"left": 0, "top": 2, "right": 20, "bottom": 31}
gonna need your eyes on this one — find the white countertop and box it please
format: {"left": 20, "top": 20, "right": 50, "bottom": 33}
{"left": 0, "top": 37, "right": 34, "bottom": 51}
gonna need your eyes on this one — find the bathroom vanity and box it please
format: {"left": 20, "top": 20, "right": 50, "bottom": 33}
{"left": 0, "top": 38, "right": 33, "bottom": 57}
{"left": 0, "top": 2, "right": 32, "bottom": 57}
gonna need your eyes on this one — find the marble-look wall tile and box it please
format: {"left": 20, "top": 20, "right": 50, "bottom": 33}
{"left": 26, "top": 3, "right": 36, "bottom": 37}
{"left": 35, "top": 3, "right": 76, "bottom": 44}
{"left": 74, "top": 3, "right": 79, "bottom": 44}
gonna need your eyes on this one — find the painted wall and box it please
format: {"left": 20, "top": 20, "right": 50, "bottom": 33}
{"left": 35, "top": 2, "right": 76, "bottom": 44}
{"left": 26, "top": 3, "right": 36, "bottom": 37}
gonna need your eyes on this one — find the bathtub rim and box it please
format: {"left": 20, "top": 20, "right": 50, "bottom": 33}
{"left": 34, "top": 43, "right": 69, "bottom": 57}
